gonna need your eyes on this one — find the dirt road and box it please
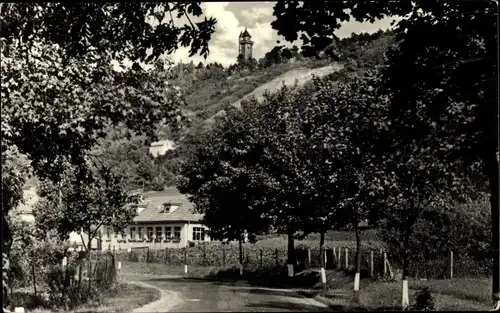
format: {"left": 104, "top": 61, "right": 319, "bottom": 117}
{"left": 124, "top": 273, "right": 332, "bottom": 312}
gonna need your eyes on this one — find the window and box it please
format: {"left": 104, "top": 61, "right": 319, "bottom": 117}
{"left": 165, "top": 227, "right": 172, "bottom": 241}
{"left": 147, "top": 227, "right": 154, "bottom": 240}
{"left": 155, "top": 227, "right": 163, "bottom": 241}
{"left": 193, "top": 227, "right": 205, "bottom": 241}
{"left": 138, "top": 227, "right": 143, "bottom": 240}
{"left": 173, "top": 227, "right": 181, "bottom": 242}
{"left": 130, "top": 227, "right": 136, "bottom": 240}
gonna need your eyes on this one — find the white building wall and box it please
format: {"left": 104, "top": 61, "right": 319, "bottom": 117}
{"left": 100, "top": 222, "right": 210, "bottom": 251}
{"left": 149, "top": 140, "right": 176, "bottom": 157}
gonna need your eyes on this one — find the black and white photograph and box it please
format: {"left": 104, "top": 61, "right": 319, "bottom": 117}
{"left": 1, "top": 1, "right": 499, "bottom": 312}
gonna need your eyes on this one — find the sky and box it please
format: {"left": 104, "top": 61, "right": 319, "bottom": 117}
{"left": 170, "top": 2, "right": 396, "bottom": 67}
{"left": 112, "top": 2, "right": 396, "bottom": 70}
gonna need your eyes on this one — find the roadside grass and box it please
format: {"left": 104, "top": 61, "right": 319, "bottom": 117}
{"left": 119, "top": 261, "right": 491, "bottom": 311}
{"left": 301, "top": 274, "right": 491, "bottom": 311}
{"left": 27, "top": 283, "right": 160, "bottom": 313}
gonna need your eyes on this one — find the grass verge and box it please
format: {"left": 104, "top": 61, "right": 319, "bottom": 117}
{"left": 27, "top": 283, "right": 161, "bottom": 313}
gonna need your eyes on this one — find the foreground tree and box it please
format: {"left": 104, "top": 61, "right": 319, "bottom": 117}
{"left": 244, "top": 87, "right": 325, "bottom": 276}
{"left": 178, "top": 108, "right": 271, "bottom": 270}
{"left": 1, "top": 3, "right": 216, "bottom": 307}
{"left": 0, "top": 3, "right": 216, "bottom": 62}
{"left": 272, "top": 0, "right": 499, "bottom": 305}
{"left": 34, "top": 162, "right": 138, "bottom": 251}
{"left": 304, "top": 71, "right": 391, "bottom": 301}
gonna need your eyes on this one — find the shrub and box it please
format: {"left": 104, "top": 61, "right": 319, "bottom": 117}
{"left": 7, "top": 220, "right": 117, "bottom": 311}
{"left": 411, "top": 287, "right": 435, "bottom": 311}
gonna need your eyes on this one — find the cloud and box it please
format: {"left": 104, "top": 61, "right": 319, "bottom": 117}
{"left": 239, "top": 7, "right": 273, "bottom": 26}
{"left": 172, "top": 2, "right": 243, "bottom": 67}
{"left": 157, "top": 3, "right": 397, "bottom": 68}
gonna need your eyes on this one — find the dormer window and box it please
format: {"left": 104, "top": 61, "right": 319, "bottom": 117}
{"left": 160, "top": 203, "right": 179, "bottom": 213}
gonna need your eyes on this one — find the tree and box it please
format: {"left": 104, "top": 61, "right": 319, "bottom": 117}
{"left": 240, "top": 87, "right": 328, "bottom": 275}
{"left": 1, "top": 3, "right": 216, "bottom": 306}
{"left": 34, "top": 161, "right": 138, "bottom": 252}
{"left": 262, "top": 45, "right": 285, "bottom": 67}
{"left": 1, "top": 146, "right": 31, "bottom": 306}
{"left": 1, "top": 3, "right": 217, "bottom": 62}
{"left": 303, "top": 71, "right": 391, "bottom": 300}
{"left": 271, "top": 1, "right": 499, "bottom": 306}
{"left": 178, "top": 107, "right": 271, "bottom": 268}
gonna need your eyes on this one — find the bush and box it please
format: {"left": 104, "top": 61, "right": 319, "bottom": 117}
{"left": 7, "top": 220, "right": 117, "bottom": 311}
{"left": 411, "top": 287, "right": 435, "bottom": 311}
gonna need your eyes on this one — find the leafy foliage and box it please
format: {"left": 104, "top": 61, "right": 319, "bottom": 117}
{"left": 0, "top": 3, "right": 217, "bottom": 62}
{"left": 271, "top": 1, "right": 497, "bottom": 300}
{"left": 411, "top": 287, "right": 435, "bottom": 311}
{"left": 35, "top": 161, "right": 138, "bottom": 250}
{"left": 178, "top": 102, "right": 272, "bottom": 248}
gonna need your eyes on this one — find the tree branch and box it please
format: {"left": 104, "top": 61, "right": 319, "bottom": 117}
{"left": 166, "top": 3, "right": 175, "bottom": 28}
{"left": 183, "top": 6, "right": 196, "bottom": 29}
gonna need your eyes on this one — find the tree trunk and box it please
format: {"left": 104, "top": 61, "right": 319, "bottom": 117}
{"left": 486, "top": 152, "right": 500, "bottom": 304}
{"left": 401, "top": 227, "right": 411, "bottom": 310}
{"left": 88, "top": 227, "right": 92, "bottom": 294}
{"left": 2, "top": 212, "right": 12, "bottom": 308}
{"left": 319, "top": 231, "right": 326, "bottom": 292}
{"left": 353, "top": 222, "right": 362, "bottom": 304}
{"left": 286, "top": 231, "right": 295, "bottom": 277}
{"left": 238, "top": 234, "right": 243, "bottom": 276}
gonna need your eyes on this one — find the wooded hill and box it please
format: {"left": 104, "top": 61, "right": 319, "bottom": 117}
{"left": 98, "top": 30, "right": 395, "bottom": 192}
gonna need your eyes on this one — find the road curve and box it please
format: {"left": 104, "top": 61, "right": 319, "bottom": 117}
{"left": 123, "top": 273, "right": 332, "bottom": 312}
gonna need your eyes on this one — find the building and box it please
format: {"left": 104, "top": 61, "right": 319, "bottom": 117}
{"left": 239, "top": 28, "right": 253, "bottom": 60}
{"left": 149, "top": 139, "right": 176, "bottom": 157}
{"left": 100, "top": 187, "right": 210, "bottom": 251}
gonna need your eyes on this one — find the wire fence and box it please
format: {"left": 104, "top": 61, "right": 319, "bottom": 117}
{"left": 8, "top": 251, "right": 117, "bottom": 311}
{"left": 107, "top": 243, "right": 489, "bottom": 280}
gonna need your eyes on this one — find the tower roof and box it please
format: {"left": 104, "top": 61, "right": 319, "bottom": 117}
{"left": 241, "top": 28, "right": 251, "bottom": 38}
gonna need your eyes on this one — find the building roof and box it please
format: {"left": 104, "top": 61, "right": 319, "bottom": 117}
{"left": 133, "top": 187, "right": 203, "bottom": 223}
{"left": 240, "top": 28, "right": 251, "bottom": 38}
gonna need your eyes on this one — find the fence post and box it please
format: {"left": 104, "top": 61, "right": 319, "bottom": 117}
{"left": 450, "top": 250, "right": 454, "bottom": 279}
{"left": 184, "top": 247, "right": 188, "bottom": 274}
{"left": 203, "top": 244, "right": 207, "bottom": 266}
{"left": 383, "top": 251, "right": 388, "bottom": 276}
{"left": 370, "top": 250, "right": 374, "bottom": 279}
{"left": 31, "top": 258, "right": 37, "bottom": 297}
{"left": 275, "top": 248, "right": 279, "bottom": 267}
{"left": 77, "top": 262, "right": 82, "bottom": 293}
{"left": 307, "top": 248, "right": 311, "bottom": 267}
{"left": 260, "top": 249, "right": 263, "bottom": 268}
{"left": 337, "top": 247, "right": 342, "bottom": 270}
{"left": 146, "top": 248, "right": 150, "bottom": 263}
{"left": 104, "top": 259, "right": 108, "bottom": 285}
{"left": 324, "top": 249, "right": 328, "bottom": 269}
{"left": 345, "top": 248, "right": 348, "bottom": 269}
{"left": 222, "top": 244, "right": 226, "bottom": 266}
